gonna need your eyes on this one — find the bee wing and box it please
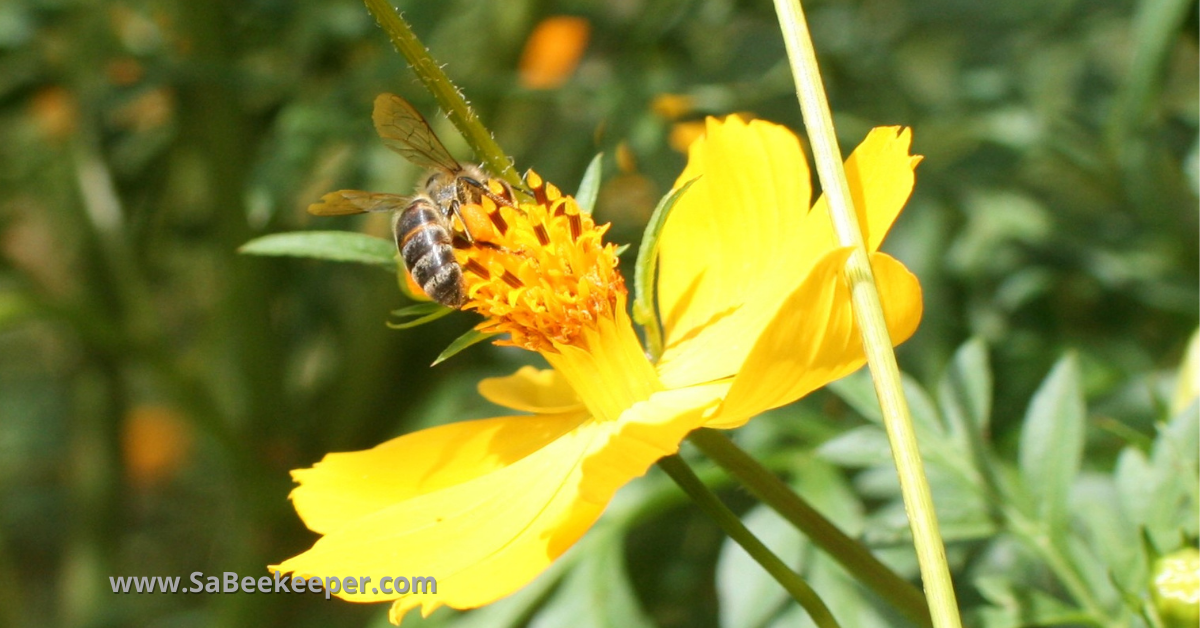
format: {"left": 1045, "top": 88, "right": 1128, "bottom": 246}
{"left": 307, "top": 190, "right": 409, "bottom": 216}
{"left": 373, "top": 93, "right": 462, "bottom": 173}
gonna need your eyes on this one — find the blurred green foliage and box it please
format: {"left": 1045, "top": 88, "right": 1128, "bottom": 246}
{"left": 0, "top": 0, "right": 1195, "bottom": 627}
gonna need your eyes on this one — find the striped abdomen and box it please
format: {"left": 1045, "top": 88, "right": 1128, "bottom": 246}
{"left": 394, "top": 198, "right": 466, "bottom": 308}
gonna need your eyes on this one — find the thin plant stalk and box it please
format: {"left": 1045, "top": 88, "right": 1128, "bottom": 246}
{"left": 690, "top": 429, "right": 933, "bottom": 627}
{"left": 657, "top": 455, "right": 841, "bottom": 628}
{"left": 771, "top": 0, "right": 964, "bottom": 627}
{"left": 361, "top": 0, "right": 522, "bottom": 188}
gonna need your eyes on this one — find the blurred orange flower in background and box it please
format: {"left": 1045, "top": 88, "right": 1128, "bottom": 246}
{"left": 518, "top": 16, "right": 591, "bottom": 89}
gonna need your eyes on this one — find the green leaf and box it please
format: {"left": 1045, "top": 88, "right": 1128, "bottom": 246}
{"left": 1119, "top": 404, "right": 1200, "bottom": 548}
{"left": 1017, "top": 353, "right": 1086, "bottom": 532}
{"left": 816, "top": 426, "right": 892, "bottom": 468}
{"left": 613, "top": 243, "right": 630, "bottom": 256}
{"left": 528, "top": 529, "right": 654, "bottom": 628}
{"left": 631, "top": 177, "right": 698, "bottom": 361}
{"left": 432, "top": 329, "right": 499, "bottom": 366}
{"left": 239, "top": 231, "right": 397, "bottom": 270}
{"left": 826, "top": 368, "right": 883, "bottom": 424}
{"left": 390, "top": 303, "right": 447, "bottom": 318}
{"left": 938, "top": 338, "right": 992, "bottom": 442}
{"left": 1115, "top": 448, "right": 1157, "bottom": 533}
{"left": 936, "top": 338, "right": 997, "bottom": 491}
{"left": 903, "top": 373, "right": 948, "bottom": 444}
{"left": 973, "top": 575, "right": 1093, "bottom": 628}
{"left": 1072, "top": 475, "right": 1144, "bottom": 593}
{"left": 387, "top": 302, "right": 454, "bottom": 329}
{"left": 717, "top": 503, "right": 807, "bottom": 628}
{"left": 575, "top": 152, "right": 603, "bottom": 214}
{"left": 796, "top": 553, "right": 894, "bottom": 628}
{"left": 920, "top": 465, "right": 997, "bottom": 543}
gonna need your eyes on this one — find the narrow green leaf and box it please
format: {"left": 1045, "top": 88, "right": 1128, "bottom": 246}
{"left": 1017, "top": 353, "right": 1086, "bottom": 531}
{"left": 575, "top": 152, "right": 603, "bottom": 214}
{"left": 816, "top": 425, "right": 892, "bottom": 468}
{"left": 387, "top": 303, "right": 453, "bottom": 329}
{"left": 432, "top": 329, "right": 498, "bottom": 366}
{"left": 902, "top": 373, "right": 946, "bottom": 443}
{"left": 1129, "top": 404, "right": 1200, "bottom": 547}
{"left": 529, "top": 530, "right": 655, "bottom": 628}
{"left": 717, "top": 503, "right": 806, "bottom": 628}
{"left": 826, "top": 368, "right": 883, "bottom": 424}
{"left": 239, "top": 231, "right": 397, "bottom": 270}
{"left": 613, "top": 243, "right": 630, "bottom": 256}
{"left": 1072, "top": 476, "right": 1143, "bottom": 593}
{"left": 938, "top": 337, "right": 992, "bottom": 444}
{"left": 389, "top": 302, "right": 445, "bottom": 317}
{"left": 632, "top": 177, "right": 698, "bottom": 361}
{"left": 973, "top": 576, "right": 1090, "bottom": 628}
{"left": 798, "top": 554, "right": 893, "bottom": 628}
{"left": 936, "top": 338, "right": 999, "bottom": 495}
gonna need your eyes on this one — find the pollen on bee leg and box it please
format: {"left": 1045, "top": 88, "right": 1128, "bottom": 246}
{"left": 460, "top": 203, "right": 497, "bottom": 243}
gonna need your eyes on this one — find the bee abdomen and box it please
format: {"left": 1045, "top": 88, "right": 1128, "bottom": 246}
{"left": 396, "top": 202, "right": 466, "bottom": 308}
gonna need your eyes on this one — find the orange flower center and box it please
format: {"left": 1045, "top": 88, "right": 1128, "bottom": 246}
{"left": 456, "top": 171, "right": 626, "bottom": 353}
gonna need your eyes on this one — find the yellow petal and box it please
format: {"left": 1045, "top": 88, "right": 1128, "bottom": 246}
{"left": 273, "top": 412, "right": 599, "bottom": 613}
{"left": 810, "top": 126, "right": 922, "bottom": 253}
{"left": 273, "top": 385, "right": 722, "bottom": 622}
{"left": 655, "top": 122, "right": 921, "bottom": 390}
{"left": 707, "top": 250, "right": 922, "bottom": 428}
{"left": 655, "top": 116, "right": 815, "bottom": 387}
{"left": 287, "top": 413, "right": 585, "bottom": 535}
{"left": 574, "top": 383, "right": 727, "bottom": 506}
{"left": 477, "top": 366, "right": 583, "bottom": 413}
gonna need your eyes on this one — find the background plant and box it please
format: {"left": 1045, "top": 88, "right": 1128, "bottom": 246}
{"left": 0, "top": 0, "right": 1195, "bottom": 627}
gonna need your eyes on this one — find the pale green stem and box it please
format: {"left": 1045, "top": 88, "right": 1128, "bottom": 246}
{"left": 361, "top": 0, "right": 522, "bottom": 188}
{"left": 657, "top": 455, "right": 841, "bottom": 628}
{"left": 772, "top": 1, "right": 963, "bottom": 627}
{"left": 690, "top": 429, "right": 933, "bottom": 627}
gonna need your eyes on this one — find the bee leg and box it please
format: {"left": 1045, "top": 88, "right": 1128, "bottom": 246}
{"left": 460, "top": 176, "right": 517, "bottom": 209}
{"left": 447, "top": 199, "right": 476, "bottom": 244}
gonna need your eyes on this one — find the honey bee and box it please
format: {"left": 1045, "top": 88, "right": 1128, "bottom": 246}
{"left": 308, "top": 93, "right": 515, "bottom": 308}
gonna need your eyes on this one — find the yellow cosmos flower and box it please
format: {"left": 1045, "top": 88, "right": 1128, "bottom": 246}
{"left": 271, "top": 116, "right": 924, "bottom": 623}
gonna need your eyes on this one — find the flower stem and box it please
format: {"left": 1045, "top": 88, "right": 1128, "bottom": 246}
{"left": 361, "top": 0, "right": 522, "bottom": 188}
{"left": 690, "top": 429, "right": 933, "bottom": 627}
{"left": 771, "top": 1, "right": 964, "bottom": 627}
{"left": 657, "top": 455, "right": 842, "bottom": 628}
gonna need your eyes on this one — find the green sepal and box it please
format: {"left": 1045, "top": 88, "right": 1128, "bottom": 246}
{"left": 632, "top": 177, "right": 699, "bottom": 361}
{"left": 387, "top": 302, "right": 454, "bottom": 329}
{"left": 432, "top": 328, "right": 499, "bottom": 366}
{"left": 575, "top": 153, "right": 603, "bottom": 214}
